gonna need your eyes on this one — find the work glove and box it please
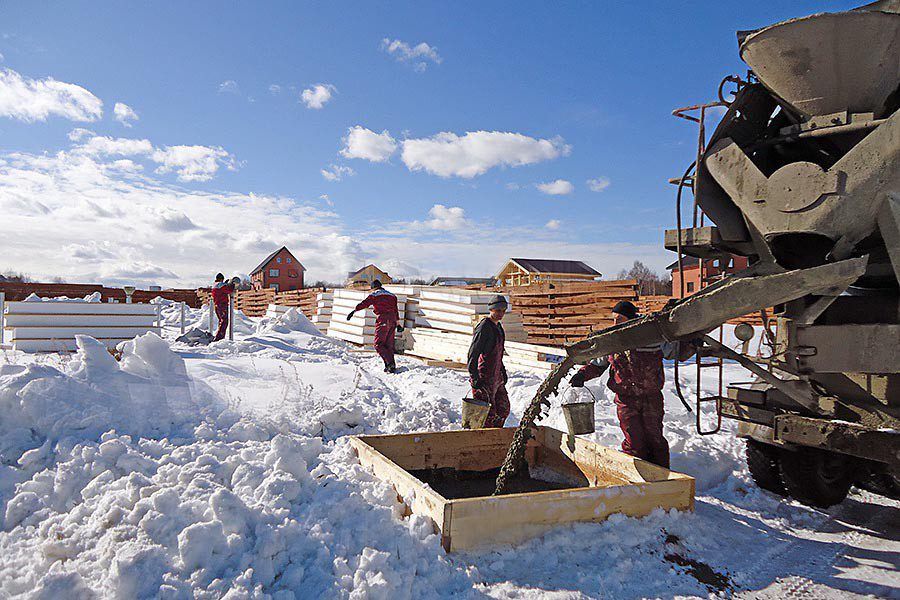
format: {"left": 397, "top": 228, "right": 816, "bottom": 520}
{"left": 396, "top": 325, "right": 404, "bottom": 333}
{"left": 470, "top": 377, "right": 483, "bottom": 391}
{"left": 346, "top": 310, "right": 355, "bottom": 321}
{"left": 570, "top": 372, "right": 586, "bottom": 388}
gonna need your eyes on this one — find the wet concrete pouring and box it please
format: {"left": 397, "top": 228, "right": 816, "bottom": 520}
{"left": 409, "top": 467, "right": 573, "bottom": 498}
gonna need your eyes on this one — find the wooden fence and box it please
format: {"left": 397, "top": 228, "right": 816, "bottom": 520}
{"left": 0, "top": 282, "right": 201, "bottom": 307}
{"left": 197, "top": 288, "right": 324, "bottom": 318}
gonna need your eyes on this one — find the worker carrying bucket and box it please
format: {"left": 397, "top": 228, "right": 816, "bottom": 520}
{"left": 568, "top": 300, "right": 695, "bottom": 468}
{"left": 464, "top": 295, "right": 511, "bottom": 428}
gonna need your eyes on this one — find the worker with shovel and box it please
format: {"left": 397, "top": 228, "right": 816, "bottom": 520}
{"left": 210, "top": 273, "right": 237, "bottom": 342}
{"left": 569, "top": 300, "right": 672, "bottom": 468}
{"left": 466, "top": 295, "right": 511, "bottom": 428}
{"left": 347, "top": 280, "right": 401, "bottom": 373}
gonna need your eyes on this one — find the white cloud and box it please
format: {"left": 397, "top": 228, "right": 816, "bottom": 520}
{"left": 537, "top": 179, "right": 574, "bottom": 196}
{"left": 217, "top": 80, "right": 240, "bottom": 94}
{"left": 0, "top": 67, "right": 103, "bottom": 122}
{"left": 587, "top": 176, "right": 610, "bottom": 192}
{"left": 268, "top": 84, "right": 281, "bottom": 95}
{"left": 425, "top": 204, "right": 467, "bottom": 230}
{"left": 113, "top": 102, "right": 138, "bottom": 127}
{"left": 339, "top": 126, "right": 398, "bottom": 162}
{"left": 0, "top": 142, "right": 366, "bottom": 286}
{"left": 545, "top": 219, "right": 561, "bottom": 230}
{"left": 320, "top": 164, "right": 355, "bottom": 182}
{"left": 505, "top": 182, "right": 521, "bottom": 191}
{"left": 151, "top": 145, "right": 236, "bottom": 182}
{"left": 380, "top": 38, "right": 442, "bottom": 71}
{"left": 401, "top": 131, "right": 570, "bottom": 179}
{"left": 300, "top": 83, "right": 336, "bottom": 109}
{"left": 75, "top": 134, "right": 154, "bottom": 157}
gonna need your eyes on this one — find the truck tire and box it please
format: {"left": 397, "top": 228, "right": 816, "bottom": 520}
{"left": 745, "top": 439, "right": 786, "bottom": 495}
{"left": 779, "top": 447, "right": 854, "bottom": 508}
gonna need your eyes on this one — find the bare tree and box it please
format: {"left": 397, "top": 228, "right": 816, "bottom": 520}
{"left": 617, "top": 261, "right": 669, "bottom": 296}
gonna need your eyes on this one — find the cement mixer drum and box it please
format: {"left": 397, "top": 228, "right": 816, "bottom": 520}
{"left": 740, "top": 10, "right": 900, "bottom": 119}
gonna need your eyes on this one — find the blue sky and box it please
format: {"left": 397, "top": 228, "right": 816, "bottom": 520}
{"left": 0, "top": 1, "right": 860, "bottom": 287}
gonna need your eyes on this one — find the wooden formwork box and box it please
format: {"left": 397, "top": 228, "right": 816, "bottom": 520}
{"left": 350, "top": 426, "right": 694, "bottom": 552}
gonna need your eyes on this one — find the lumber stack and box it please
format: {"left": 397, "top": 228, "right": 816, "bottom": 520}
{"left": 504, "top": 340, "right": 567, "bottom": 374}
{"left": 273, "top": 289, "right": 321, "bottom": 319}
{"left": 503, "top": 280, "right": 638, "bottom": 346}
{"left": 2, "top": 300, "right": 160, "bottom": 352}
{"left": 414, "top": 289, "right": 529, "bottom": 342}
{"left": 635, "top": 295, "right": 672, "bottom": 315}
{"left": 327, "top": 288, "right": 407, "bottom": 345}
{"left": 311, "top": 291, "right": 333, "bottom": 333}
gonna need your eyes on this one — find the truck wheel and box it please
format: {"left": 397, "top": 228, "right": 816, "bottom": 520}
{"left": 745, "top": 439, "right": 786, "bottom": 495}
{"left": 779, "top": 447, "right": 854, "bottom": 508}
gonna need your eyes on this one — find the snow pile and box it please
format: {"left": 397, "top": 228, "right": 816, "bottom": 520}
{"left": 257, "top": 307, "right": 322, "bottom": 337}
{"left": 0, "top": 334, "right": 219, "bottom": 465}
{"left": 21, "top": 292, "right": 103, "bottom": 303}
{"left": 0, "top": 333, "right": 476, "bottom": 597}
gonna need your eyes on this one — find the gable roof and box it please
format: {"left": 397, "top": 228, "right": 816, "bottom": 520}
{"left": 347, "top": 264, "right": 389, "bottom": 279}
{"left": 504, "top": 258, "right": 601, "bottom": 276}
{"left": 429, "top": 276, "right": 495, "bottom": 286}
{"left": 250, "top": 247, "right": 304, "bottom": 275}
{"left": 666, "top": 256, "right": 700, "bottom": 271}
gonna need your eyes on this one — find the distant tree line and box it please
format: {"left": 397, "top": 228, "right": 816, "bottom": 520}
{"left": 616, "top": 261, "right": 671, "bottom": 296}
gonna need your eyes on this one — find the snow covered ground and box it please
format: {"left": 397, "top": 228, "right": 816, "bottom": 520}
{"left": 0, "top": 304, "right": 897, "bottom": 599}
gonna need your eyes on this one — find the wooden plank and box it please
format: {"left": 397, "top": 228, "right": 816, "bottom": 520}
{"left": 349, "top": 437, "right": 449, "bottom": 536}
{"left": 445, "top": 478, "right": 693, "bottom": 551}
{"left": 359, "top": 428, "right": 522, "bottom": 472}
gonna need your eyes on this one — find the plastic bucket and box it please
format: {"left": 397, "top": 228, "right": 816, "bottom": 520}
{"left": 462, "top": 397, "right": 491, "bottom": 429}
{"left": 562, "top": 401, "right": 595, "bottom": 435}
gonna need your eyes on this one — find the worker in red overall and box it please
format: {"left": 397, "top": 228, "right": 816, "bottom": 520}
{"left": 569, "top": 300, "right": 671, "bottom": 468}
{"left": 466, "top": 295, "right": 511, "bottom": 428}
{"left": 348, "top": 280, "right": 401, "bottom": 373}
{"left": 210, "top": 273, "right": 235, "bottom": 342}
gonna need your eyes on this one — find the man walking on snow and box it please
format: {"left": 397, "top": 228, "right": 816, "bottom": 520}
{"left": 210, "top": 273, "right": 236, "bottom": 342}
{"left": 467, "top": 295, "right": 511, "bottom": 428}
{"left": 347, "top": 280, "right": 401, "bottom": 373}
{"left": 569, "top": 300, "right": 673, "bottom": 468}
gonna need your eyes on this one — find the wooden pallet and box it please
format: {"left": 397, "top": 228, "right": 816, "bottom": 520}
{"left": 350, "top": 426, "right": 694, "bottom": 552}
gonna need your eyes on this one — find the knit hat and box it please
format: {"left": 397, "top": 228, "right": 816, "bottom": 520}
{"left": 488, "top": 295, "right": 508, "bottom": 310}
{"left": 611, "top": 300, "right": 638, "bottom": 320}
{"left": 371, "top": 279, "right": 383, "bottom": 289}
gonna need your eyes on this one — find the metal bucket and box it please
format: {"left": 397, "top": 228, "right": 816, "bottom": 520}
{"left": 561, "top": 401, "right": 595, "bottom": 435}
{"left": 461, "top": 397, "right": 490, "bottom": 429}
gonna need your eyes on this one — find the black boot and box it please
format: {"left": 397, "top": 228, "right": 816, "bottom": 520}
{"left": 385, "top": 363, "right": 396, "bottom": 374}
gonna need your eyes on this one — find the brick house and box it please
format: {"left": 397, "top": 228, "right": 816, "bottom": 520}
{"left": 668, "top": 254, "right": 749, "bottom": 298}
{"left": 250, "top": 247, "right": 305, "bottom": 291}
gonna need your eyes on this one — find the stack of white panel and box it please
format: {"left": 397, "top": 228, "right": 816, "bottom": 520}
{"left": 3, "top": 300, "right": 160, "bottom": 352}
{"left": 327, "top": 288, "right": 407, "bottom": 345}
{"left": 312, "top": 291, "right": 333, "bottom": 333}
{"left": 264, "top": 304, "right": 292, "bottom": 319}
{"left": 504, "top": 340, "right": 567, "bottom": 374}
{"left": 385, "top": 285, "right": 422, "bottom": 331}
{"left": 414, "top": 289, "right": 529, "bottom": 342}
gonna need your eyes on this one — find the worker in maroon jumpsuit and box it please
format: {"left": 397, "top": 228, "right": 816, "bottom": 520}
{"left": 210, "top": 273, "right": 235, "bottom": 342}
{"left": 569, "top": 300, "right": 671, "bottom": 468}
{"left": 348, "top": 280, "right": 401, "bottom": 373}
{"left": 466, "top": 295, "right": 511, "bottom": 428}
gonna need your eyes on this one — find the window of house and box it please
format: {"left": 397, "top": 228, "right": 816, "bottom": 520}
{"left": 269, "top": 283, "right": 279, "bottom": 291}
{"left": 286, "top": 257, "right": 292, "bottom": 263}
{"left": 686, "top": 281, "right": 695, "bottom": 293}
{"left": 269, "top": 269, "right": 280, "bottom": 277}
{"left": 276, "top": 257, "right": 282, "bottom": 264}
{"left": 287, "top": 270, "right": 297, "bottom": 278}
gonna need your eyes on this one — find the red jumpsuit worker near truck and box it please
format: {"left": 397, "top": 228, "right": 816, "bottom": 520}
{"left": 347, "top": 280, "right": 401, "bottom": 373}
{"left": 210, "top": 273, "right": 236, "bottom": 342}
{"left": 466, "top": 295, "right": 511, "bottom": 428}
{"left": 569, "top": 300, "right": 675, "bottom": 468}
